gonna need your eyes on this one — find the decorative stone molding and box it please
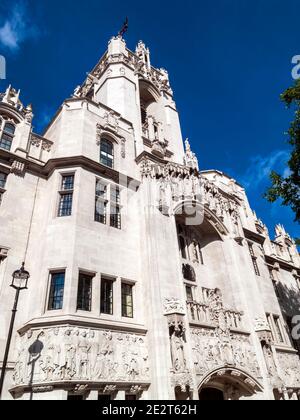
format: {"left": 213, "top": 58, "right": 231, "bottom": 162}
{"left": 13, "top": 326, "right": 150, "bottom": 388}
{"left": 191, "top": 328, "right": 261, "bottom": 380}
{"left": 10, "top": 160, "right": 26, "bottom": 176}
{"left": 184, "top": 139, "right": 199, "bottom": 171}
{"left": 200, "top": 368, "right": 263, "bottom": 395}
{"left": 30, "top": 135, "right": 53, "bottom": 153}
{"left": 151, "top": 138, "right": 169, "bottom": 159}
{"left": 139, "top": 157, "right": 241, "bottom": 235}
{"left": 254, "top": 317, "right": 271, "bottom": 333}
{"left": 171, "top": 372, "right": 194, "bottom": 393}
{"left": 30, "top": 135, "right": 42, "bottom": 148}
{"left": 96, "top": 123, "right": 102, "bottom": 146}
{"left": 103, "top": 385, "right": 117, "bottom": 394}
{"left": 74, "top": 384, "right": 89, "bottom": 394}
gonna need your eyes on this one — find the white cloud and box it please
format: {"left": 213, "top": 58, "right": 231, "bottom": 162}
{"left": 239, "top": 150, "right": 289, "bottom": 190}
{"left": 0, "top": 2, "right": 39, "bottom": 52}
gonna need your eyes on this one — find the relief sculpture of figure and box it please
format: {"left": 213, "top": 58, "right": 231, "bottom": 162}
{"left": 78, "top": 331, "right": 91, "bottom": 379}
{"left": 170, "top": 328, "right": 186, "bottom": 372}
{"left": 95, "top": 331, "right": 113, "bottom": 379}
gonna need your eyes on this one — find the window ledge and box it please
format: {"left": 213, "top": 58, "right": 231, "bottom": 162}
{"left": 18, "top": 314, "right": 148, "bottom": 335}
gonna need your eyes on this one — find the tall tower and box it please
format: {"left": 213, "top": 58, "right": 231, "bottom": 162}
{"left": 0, "top": 36, "right": 300, "bottom": 401}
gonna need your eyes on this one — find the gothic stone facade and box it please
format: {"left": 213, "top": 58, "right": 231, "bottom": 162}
{"left": 0, "top": 37, "right": 300, "bottom": 401}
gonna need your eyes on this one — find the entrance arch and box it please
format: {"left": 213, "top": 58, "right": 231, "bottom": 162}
{"left": 198, "top": 367, "right": 264, "bottom": 401}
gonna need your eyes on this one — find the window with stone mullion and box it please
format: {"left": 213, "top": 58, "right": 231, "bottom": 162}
{"left": 0, "top": 122, "right": 15, "bottom": 151}
{"left": 95, "top": 180, "right": 108, "bottom": 224}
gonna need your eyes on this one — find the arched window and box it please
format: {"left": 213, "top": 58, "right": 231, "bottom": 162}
{"left": 100, "top": 138, "right": 114, "bottom": 168}
{"left": 0, "top": 122, "right": 15, "bottom": 151}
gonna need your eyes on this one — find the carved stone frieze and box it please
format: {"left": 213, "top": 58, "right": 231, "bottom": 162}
{"left": 139, "top": 157, "right": 242, "bottom": 234}
{"left": 184, "top": 139, "right": 198, "bottom": 171}
{"left": 191, "top": 328, "right": 261, "bottom": 380}
{"left": 32, "top": 386, "right": 54, "bottom": 394}
{"left": 13, "top": 327, "right": 150, "bottom": 387}
{"left": 10, "top": 160, "right": 26, "bottom": 176}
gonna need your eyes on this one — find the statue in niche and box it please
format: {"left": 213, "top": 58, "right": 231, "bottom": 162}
{"left": 138, "top": 337, "right": 149, "bottom": 377}
{"left": 170, "top": 326, "right": 186, "bottom": 372}
{"left": 262, "top": 342, "right": 277, "bottom": 378}
{"left": 52, "top": 328, "right": 62, "bottom": 372}
{"left": 191, "top": 240, "right": 199, "bottom": 263}
{"left": 14, "top": 347, "right": 26, "bottom": 384}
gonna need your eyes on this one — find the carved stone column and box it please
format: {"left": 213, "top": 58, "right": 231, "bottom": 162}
{"left": 164, "top": 298, "right": 194, "bottom": 396}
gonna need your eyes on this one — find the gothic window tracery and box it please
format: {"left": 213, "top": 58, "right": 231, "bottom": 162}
{"left": 177, "top": 224, "right": 204, "bottom": 266}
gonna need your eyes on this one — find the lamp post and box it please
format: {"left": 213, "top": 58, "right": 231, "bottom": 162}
{"left": 0, "top": 263, "right": 30, "bottom": 399}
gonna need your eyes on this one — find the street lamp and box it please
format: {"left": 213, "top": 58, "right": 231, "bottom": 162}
{"left": 0, "top": 263, "right": 30, "bottom": 399}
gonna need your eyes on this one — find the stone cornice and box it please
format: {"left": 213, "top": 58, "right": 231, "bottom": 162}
{"left": 0, "top": 149, "right": 139, "bottom": 188}
{"left": 42, "top": 98, "right": 134, "bottom": 137}
{"left": 264, "top": 254, "right": 300, "bottom": 274}
{"left": 243, "top": 228, "right": 266, "bottom": 245}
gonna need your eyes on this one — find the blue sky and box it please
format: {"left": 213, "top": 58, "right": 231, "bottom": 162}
{"left": 0, "top": 0, "right": 299, "bottom": 241}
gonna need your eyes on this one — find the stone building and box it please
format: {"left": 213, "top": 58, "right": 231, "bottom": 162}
{"left": 0, "top": 36, "right": 300, "bottom": 401}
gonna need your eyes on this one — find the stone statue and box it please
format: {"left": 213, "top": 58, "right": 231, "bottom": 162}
{"left": 170, "top": 328, "right": 186, "bottom": 372}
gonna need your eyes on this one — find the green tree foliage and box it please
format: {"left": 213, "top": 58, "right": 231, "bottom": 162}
{"left": 265, "top": 80, "right": 300, "bottom": 244}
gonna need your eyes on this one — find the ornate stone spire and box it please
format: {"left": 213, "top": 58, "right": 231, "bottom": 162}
{"left": 184, "top": 138, "right": 199, "bottom": 170}
{"left": 1, "top": 85, "right": 22, "bottom": 109}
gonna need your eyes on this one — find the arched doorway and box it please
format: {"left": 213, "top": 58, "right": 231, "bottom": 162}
{"left": 199, "top": 387, "right": 224, "bottom": 401}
